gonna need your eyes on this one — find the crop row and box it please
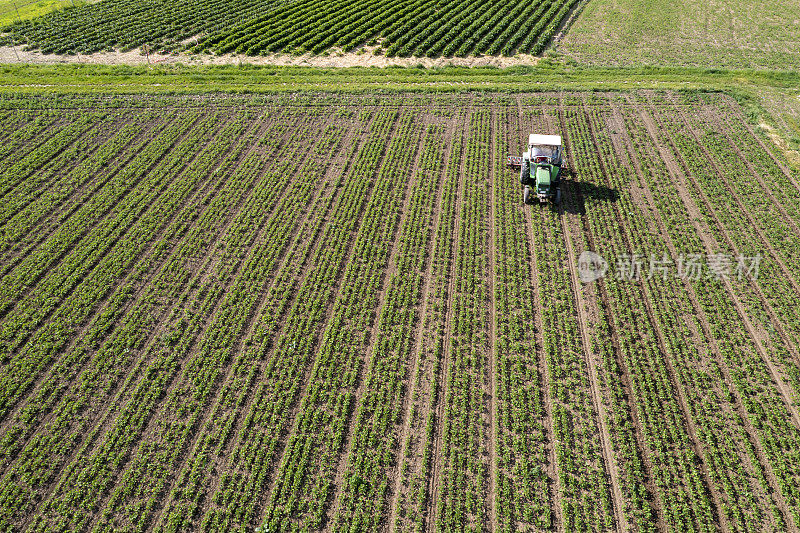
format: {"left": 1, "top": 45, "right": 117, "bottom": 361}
{"left": 0, "top": 114, "right": 162, "bottom": 274}
{"left": 81, "top": 112, "right": 348, "bottom": 532}
{"left": 629, "top": 96, "right": 800, "bottom": 527}
{"left": 0, "top": 109, "right": 202, "bottom": 421}
{"left": 5, "top": 0, "right": 283, "bottom": 54}
{"left": 429, "top": 108, "right": 492, "bottom": 531}
{"left": 567, "top": 102, "right": 726, "bottom": 530}
{"left": 170, "top": 109, "right": 401, "bottom": 532}
{"left": 521, "top": 106, "right": 614, "bottom": 531}
{"left": 257, "top": 109, "right": 422, "bottom": 531}
{"left": 0, "top": 109, "right": 259, "bottom": 529}
{"left": 3, "top": 108, "right": 326, "bottom": 532}
{"left": 152, "top": 114, "right": 363, "bottom": 532}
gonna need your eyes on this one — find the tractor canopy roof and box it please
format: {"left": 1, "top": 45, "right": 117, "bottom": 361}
{"left": 529, "top": 134, "right": 562, "bottom": 147}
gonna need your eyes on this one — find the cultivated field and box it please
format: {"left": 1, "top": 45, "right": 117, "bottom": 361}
{"left": 0, "top": 91, "right": 800, "bottom": 532}
{"left": 2, "top": 0, "right": 580, "bottom": 57}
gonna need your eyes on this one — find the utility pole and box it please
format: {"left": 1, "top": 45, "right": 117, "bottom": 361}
{"left": 11, "top": 2, "right": 22, "bottom": 64}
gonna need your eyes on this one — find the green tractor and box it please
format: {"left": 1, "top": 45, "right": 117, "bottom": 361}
{"left": 508, "top": 134, "right": 564, "bottom": 205}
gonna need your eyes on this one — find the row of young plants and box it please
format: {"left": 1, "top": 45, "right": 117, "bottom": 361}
{"left": 0, "top": 109, "right": 264, "bottom": 530}
{"left": 258, "top": 110, "right": 420, "bottom": 532}
{"left": 431, "top": 108, "right": 491, "bottom": 532}
{"left": 391, "top": 114, "right": 463, "bottom": 533}
{"left": 327, "top": 122, "right": 448, "bottom": 531}
{"left": 0, "top": 112, "right": 64, "bottom": 170}
{"left": 186, "top": 109, "right": 399, "bottom": 532}
{"left": 632, "top": 97, "right": 800, "bottom": 526}
{"left": 570, "top": 102, "right": 738, "bottom": 531}
{"left": 26, "top": 126, "right": 273, "bottom": 529}
{"left": 138, "top": 106, "right": 393, "bottom": 528}
{"left": 0, "top": 109, "right": 202, "bottom": 418}
{"left": 0, "top": 110, "right": 213, "bottom": 367}
{"left": 492, "top": 106, "right": 553, "bottom": 530}
{"left": 0, "top": 112, "right": 98, "bottom": 207}
{"left": 712, "top": 99, "right": 800, "bottom": 263}
{"left": 0, "top": 115, "right": 160, "bottom": 273}
{"left": 9, "top": 107, "right": 300, "bottom": 530}
{"left": 0, "top": 116, "right": 109, "bottom": 231}
{"left": 674, "top": 103, "right": 800, "bottom": 354}
{"left": 624, "top": 100, "right": 794, "bottom": 531}
{"left": 151, "top": 114, "right": 362, "bottom": 533}
{"left": 82, "top": 112, "right": 348, "bottom": 532}
{"left": 614, "top": 97, "right": 800, "bottom": 529}
{"left": 569, "top": 101, "right": 669, "bottom": 532}
{"left": 156, "top": 109, "right": 398, "bottom": 532}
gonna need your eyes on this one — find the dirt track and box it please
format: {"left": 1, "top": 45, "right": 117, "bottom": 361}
{"left": 0, "top": 45, "right": 540, "bottom": 67}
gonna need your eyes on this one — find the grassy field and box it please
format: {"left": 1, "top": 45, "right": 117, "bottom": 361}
{"left": 1, "top": 62, "right": 799, "bottom": 94}
{"left": 0, "top": 0, "right": 85, "bottom": 26}
{"left": 559, "top": 0, "right": 800, "bottom": 69}
{"left": 1, "top": 90, "right": 800, "bottom": 531}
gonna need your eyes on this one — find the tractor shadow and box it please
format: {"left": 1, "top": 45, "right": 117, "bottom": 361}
{"left": 560, "top": 178, "right": 619, "bottom": 216}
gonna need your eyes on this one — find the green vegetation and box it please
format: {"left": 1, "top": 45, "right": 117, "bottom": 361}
{"left": 559, "top": 0, "right": 800, "bottom": 70}
{"left": 0, "top": 0, "right": 85, "bottom": 26}
{"left": 2, "top": 0, "right": 281, "bottom": 53}
{"left": 3, "top": 0, "right": 579, "bottom": 56}
{"left": 0, "top": 62, "right": 799, "bottom": 95}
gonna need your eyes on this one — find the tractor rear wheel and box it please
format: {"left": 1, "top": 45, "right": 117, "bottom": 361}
{"left": 523, "top": 186, "right": 531, "bottom": 205}
{"left": 554, "top": 188, "right": 562, "bottom": 205}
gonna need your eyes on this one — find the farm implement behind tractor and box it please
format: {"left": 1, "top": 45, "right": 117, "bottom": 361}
{"left": 508, "top": 134, "right": 564, "bottom": 205}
